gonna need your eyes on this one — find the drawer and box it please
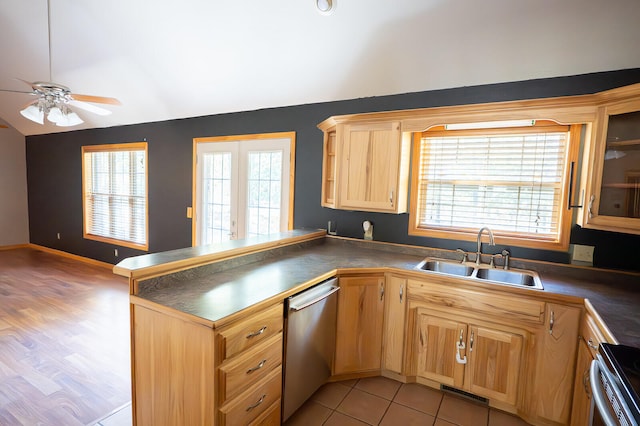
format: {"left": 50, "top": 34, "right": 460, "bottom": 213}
{"left": 218, "top": 303, "right": 283, "bottom": 360}
{"left": 248, "top": 399, "right": 281, "bottom": 426}
{"left": 408, "top": 279, "right": 545, "bottom": 324}
{"left": 219, "top": 333, "right": 283, "bottom": 404}
{"left": 581, "top": 313, "right": 606, "bottom": 358}
{"left": 218, "top": 366, "right": 282, "bottom": 426}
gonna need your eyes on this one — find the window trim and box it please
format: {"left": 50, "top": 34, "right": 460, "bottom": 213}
{"left": 408, "top": 123, "right": 581, "bottom": 251}
{"left": 82, "top": 142, "right": 149, "bottom": 250}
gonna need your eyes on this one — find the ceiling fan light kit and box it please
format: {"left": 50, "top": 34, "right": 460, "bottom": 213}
{"left": 18, "top": 82, "right": 87, "bottom": 127}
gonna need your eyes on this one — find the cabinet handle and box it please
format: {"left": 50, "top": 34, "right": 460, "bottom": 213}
{"left": 399, "top": 285, "right": 403, "bottom": 304}
{"left": 246, "top": 326, "right": 267, "bottom": 339}
{"left": 588, "top": 194, "right": 596, "bottom": 219}
{"left": 389, "top": 190, "right": 394, "bottom": 205}
{"left": 246, "top": 394, "right": 266, "bottom": 412}
{"left": 380, "top": 283, "right": 384, "bottom": 301}
{"left": 456, "top": 329, "right": 467, "bottom": 364}
{"left": 549, "top": 311, "right": 554, "bottom": 335}
{"left": 587, "top": 338, "right": 598, "bottom": 350}
{"left": 469, "top": 330, "right": 474, "bottom": 352}
{"left": 247, "top": 359, "right": 267, "bottom": 374}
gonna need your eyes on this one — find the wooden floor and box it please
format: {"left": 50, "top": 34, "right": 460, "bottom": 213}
{"left": 0, "top": 247, "right": 131, "bottom": 425}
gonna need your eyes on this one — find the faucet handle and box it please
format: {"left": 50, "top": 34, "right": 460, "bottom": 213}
{"left": 490, "top": 253, "right": 503, "bottom": 268}
{"left": 501, "top": 250, "right": 511, "bottom": 270}
{"left": 456, "top": 249, "right": 468, "bottom": 263}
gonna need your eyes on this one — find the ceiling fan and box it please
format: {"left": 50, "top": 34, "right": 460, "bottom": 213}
{"left": 0, "top": 0, "right": 120, "bottom": 127}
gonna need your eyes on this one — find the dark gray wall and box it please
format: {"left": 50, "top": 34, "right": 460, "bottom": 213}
{"left": 26, "top": 69, "right": 640, "bottom": 271}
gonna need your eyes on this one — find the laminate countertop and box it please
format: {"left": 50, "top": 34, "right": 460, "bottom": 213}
{"left": 132, "top": 234, "right": 640, "bottom": 347}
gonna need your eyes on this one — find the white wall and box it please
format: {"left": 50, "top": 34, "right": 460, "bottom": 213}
{"left": 0, "top": 124, "right": 29, "bottom": 246}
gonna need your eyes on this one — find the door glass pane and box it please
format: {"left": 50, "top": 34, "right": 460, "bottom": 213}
{"left": 202, "top": 152, "right": 232, "bottom": 244}
{"left": 246, "top": 151, "right": 283, "bottom": 238}
{"left": 600, "top": 111, "right": 640, "bottom": 218}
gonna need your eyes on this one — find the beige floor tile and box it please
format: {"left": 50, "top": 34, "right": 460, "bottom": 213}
{"left": 488, "top": 408, "right": 531, "bottom": 426}
{"left": 355, "top": 376, "right": 402, "bottom": 400}
{"left": 324, "top": 411, "right": 369, "bottom": 426}
{"left": 336, "top": 388, "right": 391, "bottom": 425}
{"left": 379, "top": 402, "right": 436, "bottom": 426}
{"left": 339, "top": 379, "right": 359, "bottom": 388}
{"left": 437, "top": 394, "right": 489, "bottom": 426}
{"left": 284, "top": 399, "right": 333, "bottom": 426}
{"left": 393, "top": 383, "right": 443, "bottom": 416}
{"left": 311, "top": 382, "right": 352, "bottom": 409}
{"left": 434, "top": 419, "right": 458, "bottom": 426}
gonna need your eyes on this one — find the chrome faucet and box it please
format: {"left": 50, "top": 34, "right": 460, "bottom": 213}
{"left": 476, "top": 227, "right": 495, "bottom": 265}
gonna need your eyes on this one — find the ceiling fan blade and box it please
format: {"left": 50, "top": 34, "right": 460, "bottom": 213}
{"left": 0, "top": 124, "right": 8, "bottom": 129}
{"left": 68, "top": 100, "right": 112, "bottom": 116}
{"left": 71, "top": 94, "right": 121, "bottom": 105}
{"left": 0, "top": 88, "right": 36, "bottom": 95}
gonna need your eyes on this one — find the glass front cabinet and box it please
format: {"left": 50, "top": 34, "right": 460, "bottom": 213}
{"left": 579, "top": 83, "right": 640, "bottom": 234}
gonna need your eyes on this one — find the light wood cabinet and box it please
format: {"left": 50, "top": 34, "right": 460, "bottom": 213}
{"left": 130, "top": 301, "right": 283, "bottom": 426}
{"left": 132, "top": 304, "right": 216, "bottom": 426}
{"left": 334, "top": 274, "right": 385, "bottom": 375}
{"left": 415, "top": 308, "right": 524, "bottom": 406}
{"left": 318, "top": 120, "right": 411, "bottom": 213}
{"left": 579, "top": 83, "right": 640, "bottom": 234}
{"left": 382, "top": 274, "right": 407, "bottom": 374}
{"left": 570, "top": 313, "right": 608, "bottom": 426}
{"left": 532, "top": 303, "right": 581, "bottom": 424}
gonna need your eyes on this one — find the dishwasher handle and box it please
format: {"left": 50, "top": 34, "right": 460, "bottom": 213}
{"left": 288, "top": 285, "right": 340, "bottom": 311}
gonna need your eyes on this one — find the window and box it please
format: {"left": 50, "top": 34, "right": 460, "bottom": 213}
{"left": 409, "top": 122, "right": 579, "bottom": 250}
{"left": 193, "top": 132, "right": 294, "bottom": 246}
{"left": 82, "top": 143, "right": 148, "bottom": 250}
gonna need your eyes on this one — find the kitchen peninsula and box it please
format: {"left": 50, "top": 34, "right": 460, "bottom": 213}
{"left": 115, "top": 229, "right": 640, "bottom": 425}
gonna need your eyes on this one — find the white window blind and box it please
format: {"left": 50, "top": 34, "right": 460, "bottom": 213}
{"left": 416, "top": 131, "right": 569, "bottom": 240}
{"left": 83, "top": 143, "right": 147, "bottom": 248}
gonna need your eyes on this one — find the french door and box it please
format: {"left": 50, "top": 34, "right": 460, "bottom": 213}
{"left": 194, "top": 136, "right": 292, "bottom": 246}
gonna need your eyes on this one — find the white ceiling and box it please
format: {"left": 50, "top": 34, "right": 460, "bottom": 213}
{"left": 1, "top": 0, "right": 640, "bottom": 136}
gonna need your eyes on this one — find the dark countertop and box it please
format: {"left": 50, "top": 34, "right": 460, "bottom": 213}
{"left": 135, "top": 235, "right": 640, "bottom": 347}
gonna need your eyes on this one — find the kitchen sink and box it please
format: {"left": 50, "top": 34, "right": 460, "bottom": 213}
{"left": 475, "top": 268, "right": 537, "bottom": 287}
{"left": 415, "top": 259, "right": 474, "bottom": 276}
{"left": 414, "top": 257, "right": 543, "bottom": 289}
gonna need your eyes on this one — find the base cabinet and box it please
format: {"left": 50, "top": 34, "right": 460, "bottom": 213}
{"left": 416, "top": 308, "right": 524, "bottom": 407}
{"left": 334, "top": 274, "right": 385, "bottom": 375}
{"left": 383, "top": 274, "right": 407, "bottom": 374}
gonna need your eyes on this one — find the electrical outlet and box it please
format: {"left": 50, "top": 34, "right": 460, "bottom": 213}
{"left": 572, "top": 244, "right": 594, "bottom": 264}
{"left": 114, "top": 249, "right": 119, "bottom": 257}
{"left": 56, "top": 233, "right": 61, "bottom": 240}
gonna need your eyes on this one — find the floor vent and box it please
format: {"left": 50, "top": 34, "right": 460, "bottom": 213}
{"left": 440, "top": 385, "right": 488, "bottom": 404}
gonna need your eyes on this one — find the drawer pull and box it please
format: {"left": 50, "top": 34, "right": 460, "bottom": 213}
{"left": 549, "top": 310, "right": 554, "bottom": 335}
{"left": 587, "top": 338, "right": 598, "bottom": 350}
{"left": 246, "top": 326, "right": 267, "bottom": 339}
{"left": 247, "top": 359, "right": 267, "bottom": 374}
{"left": 246, "top": 394, "right": 266, "bottom": 412}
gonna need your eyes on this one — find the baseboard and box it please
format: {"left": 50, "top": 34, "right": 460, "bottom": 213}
{"left": 28, "top": 244, "right": 114, "bottom": 270}
{"left": 0, "top": 243, "right": 30, "bottom": 251}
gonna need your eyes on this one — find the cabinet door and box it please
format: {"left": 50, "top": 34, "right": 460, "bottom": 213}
{"left": 383, "top": 275, "right": 406, "bottom": 373}
{"left": 338, "top": 121, "right": 405, "bottom": 212}
{"left": 334, "top": 275, "right": 385, "bottom": 375}
{"left": 467, "top": 325, "right": 523, "bottom": 406}
{"left": 580, "top": 95, "right": 640, "bottom": 234}
{"left": 570, "top": 339, "right": 594, "bottom": 426}
{"left": 321, "top": 130, "right": 338, "bottom": 208}
{"left": 534, "top": 304, "right": 581, "bottom": 424}
{"left": 416, "top": 310, "right": 466, "bottom": 388}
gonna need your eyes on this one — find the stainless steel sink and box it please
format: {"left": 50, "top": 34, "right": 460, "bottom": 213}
{"left": 414, "top": 257, "right": 543, "bottom": 289}
{"left": 475, "top": 268, "right": 538, "bottom": 287}
{"left": 415, "top": 259, "right": 474, "bottom": 276}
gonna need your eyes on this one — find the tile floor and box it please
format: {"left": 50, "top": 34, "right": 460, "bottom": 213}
{"left": 284, "top": 376, "right": 531, "bottom": 426}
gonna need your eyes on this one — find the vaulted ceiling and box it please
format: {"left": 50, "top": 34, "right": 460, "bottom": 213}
{"left": 1, "top": 0, "right": 640, "bottom": 136}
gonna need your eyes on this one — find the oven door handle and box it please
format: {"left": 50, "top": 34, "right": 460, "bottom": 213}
{"left": 590, "top": 358, "right": 619, "bottom": 426}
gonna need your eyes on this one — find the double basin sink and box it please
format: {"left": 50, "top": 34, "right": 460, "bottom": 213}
{"left": 414, "top": 258, "right": 543, "bottom": 290}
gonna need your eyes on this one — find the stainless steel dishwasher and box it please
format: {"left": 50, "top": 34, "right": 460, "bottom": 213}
{"left": 283, "top": 278, "right": 339, "bottom": 421}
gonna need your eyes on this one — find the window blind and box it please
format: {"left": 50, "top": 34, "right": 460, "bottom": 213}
{"left": 416, "top": 131, "right": 569, "bottom": 239}
{"left": 83, "top": 145, "right": 147, "bottom": 248}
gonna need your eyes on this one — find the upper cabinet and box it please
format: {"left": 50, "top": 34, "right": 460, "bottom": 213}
{"left": 319, "top": 119, "right": 411, "bottom": 213}
{"left": 578, "top": 84, "right": 640, "bottom": 234}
